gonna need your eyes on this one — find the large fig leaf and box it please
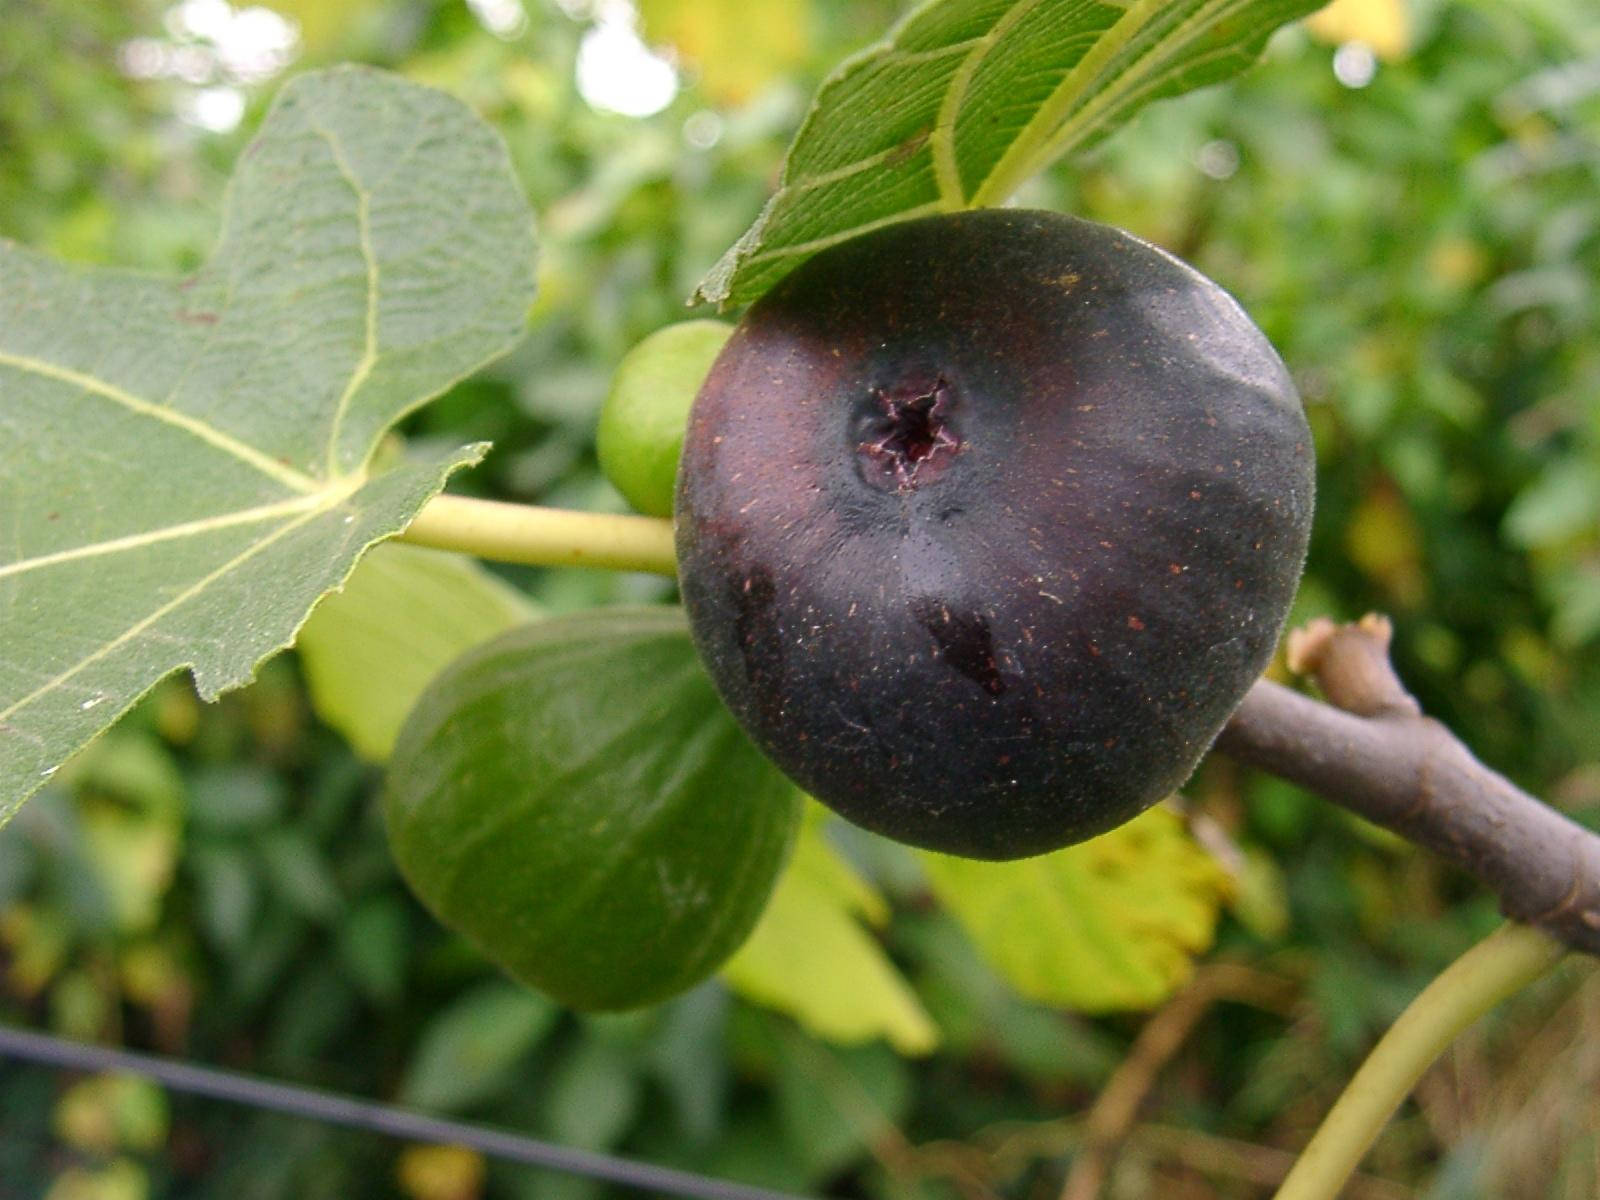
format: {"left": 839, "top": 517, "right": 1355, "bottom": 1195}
{"left": 695, "top": 0, "right": 1322, "bottom": 307}
{"left": 0, "top": 67, "right": 537, "bottom": 817}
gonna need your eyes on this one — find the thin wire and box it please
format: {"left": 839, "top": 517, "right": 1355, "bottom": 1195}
{"left": 0, "top": 1024, "right": 811, "bottom": 1200}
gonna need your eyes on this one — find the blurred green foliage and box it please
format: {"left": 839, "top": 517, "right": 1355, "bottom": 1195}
{"left": 2, "top": 0, "right": 1597, "bottom": 1197}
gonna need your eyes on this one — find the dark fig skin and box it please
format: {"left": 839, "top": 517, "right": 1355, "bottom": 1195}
{"left": 676, "top": 210, "right": 1313, "bottom": 860}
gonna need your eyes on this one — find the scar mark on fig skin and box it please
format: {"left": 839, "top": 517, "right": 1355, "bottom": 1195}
{"left": 858, "top": 377, "right": 961, "bottom": 490}
{"left": 913, "top": 599, "right": 1007, "bottom": 696}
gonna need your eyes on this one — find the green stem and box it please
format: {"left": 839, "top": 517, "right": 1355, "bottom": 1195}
{"left": 401, "top": 494, "right": 678, "bottom": 577}
{"left": 1273, "top": 922, "right": 1569, "bottom": 1200}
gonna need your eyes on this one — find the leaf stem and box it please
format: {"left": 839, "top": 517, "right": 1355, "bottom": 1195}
{"left": 400, "top": 494, "right": 678, "bottom": 577}
{"left": 1272, "top": 922, "right": 1568, "bottom": 1200}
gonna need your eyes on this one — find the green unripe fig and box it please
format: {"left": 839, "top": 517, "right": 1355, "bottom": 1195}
{"left": 598, "top": 319, "right": 733, "bottom": 517}
{"left": 675, "top": 210, "right": 1314, "bottom": 860}
{"left": 384, "top": 608, "right": 800, "bottom": 1010}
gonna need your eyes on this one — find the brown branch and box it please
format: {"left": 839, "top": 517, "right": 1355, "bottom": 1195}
{"left": 1215, "top": 615, "right": 1600, "bottom": 957}
{"left": 1060, "top": 964, "right": 1298, "bottom": 1200}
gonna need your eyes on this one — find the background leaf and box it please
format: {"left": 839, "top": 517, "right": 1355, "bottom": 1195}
{"left": 920, "top": 806, "right": 1231, "bottom": 1011}
{"left": 721, "top": 805, "right": 938, "bottom": 1055}
{"left": 769, "top": 1029, "right": 911, "bottom": 1182}
{"left": 695, "top": 0, "right": 1323, "bottom": 307}
{"left": 639, "top": 0, "right": 815, "bottom": 105}
{"left": 399, "top": 980, "right": 559, "bottom": 1112}
{"left": 296, "top": 543, "right": 538, "bottom": 761}
{"left": 0, "top": 66, "right": 537, "bottom": 816}
{"left": 540, "top": 1036, "right": 644, "bottom": 1151}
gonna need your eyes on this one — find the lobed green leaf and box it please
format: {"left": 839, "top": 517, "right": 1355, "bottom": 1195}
{"left": 0, "top": 66, "right": 538, "bottom": 818}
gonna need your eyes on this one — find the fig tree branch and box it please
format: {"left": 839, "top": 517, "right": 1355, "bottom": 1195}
{"left": 1216, "top": 614, "right": 1600, "bottom": 958}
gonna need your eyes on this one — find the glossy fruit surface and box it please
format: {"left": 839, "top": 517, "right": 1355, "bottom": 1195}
{"left": 384, "top": 607, "right": 800, "bottom": 1009}
{"left": 676, "top": 210, "right": 1313, "bottom": 860}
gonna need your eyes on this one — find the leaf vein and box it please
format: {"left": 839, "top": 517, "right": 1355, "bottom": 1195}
{"left": 308, "top": 118, "right": 381, "bottom": 479}
{"left": 0, "top": 349, "right": 317, "bottom": 493}
{"left": 1039, "top": 0, "right": 1264, "bottom": 159}
{"left": 932, "top": 0, "right": 1051, "bottom": 206}
{"left": 974, "top": 0, "right": 1263, "bottom": 203}
{"left": 0, "top": 491, "right": 341, "bottom": 580}
{"left": 0, "top": 489, "right": 353, "bottom": 725}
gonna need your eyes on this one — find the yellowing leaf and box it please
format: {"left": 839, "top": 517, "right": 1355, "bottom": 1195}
{"left": 0, "top": 906, "right": 70, "bottom": 997}
{"left": 296, "top": 543, "right": 537, "bottom": 761}
{"left": 1306, "top": 0, "right": 1411, "bottom": 61}
{"left": 920, "top": 807, "right": 1230, "bottom": 1013}
{"left": 53, "top": 1075, "right": 169, "bottom": 1157}
{"left": 1344, "top": 481, "right": 1427, "bottom": 608}
{"left": 80, "top": 816, "right": 180, "bottom": 935}
{"left": 1427, "top": 236, "right": 1488, "bottom": 289}
{"left": 639, "top": 0, "right": 812, "bottom": 105}
{"left": 43, "top": 1159, "right": 148, "bottom": 1200}
{"left": 396, "top": 1144, "right": 486, "bottom": 1200}
{"left": 118, "top": 942, "right": 189, "bottom": 1010}
{"left": 722, "top": 807, "right": 938, "bottom": 1055}
{"left": 64, "top": 734, "right": 185, "bottom": 934}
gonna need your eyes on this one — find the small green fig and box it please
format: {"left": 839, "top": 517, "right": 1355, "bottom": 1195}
{"left": 598, "top": 319, "right": 733, "bottom": 517}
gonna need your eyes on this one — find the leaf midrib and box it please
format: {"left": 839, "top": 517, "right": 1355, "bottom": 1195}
{"left": 0, "top": 480, "right": 359, "bottom": 725}
{"left": 931, "top": 0, "right": 1050, "bottom": 205}
{"left": 981, "top": 0, "right": 1261, "bottom": 204}
{"left": 0, "top": 490, "right": 343, "bottom": 580}
{"left": 0, "top": 119, "right": 390, "bottom": 596}
{"left": 0, "top": 348, "right": 318, "bottom": 493}
{"left": 308, "top": 116, "right": 380, "bottom": 479}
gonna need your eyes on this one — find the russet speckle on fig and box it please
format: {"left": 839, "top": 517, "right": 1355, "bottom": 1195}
{"left": 676, "top": 210, "right": 1314, "bottom": 860}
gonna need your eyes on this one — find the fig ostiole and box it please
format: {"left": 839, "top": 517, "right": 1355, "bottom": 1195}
{"left": 675, "top": 210, "right": 1314, "bottom": 860}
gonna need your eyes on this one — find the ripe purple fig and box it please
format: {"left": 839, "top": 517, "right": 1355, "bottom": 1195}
{"left": 676, "top": 210, "right": 1313, "bottom": 859}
